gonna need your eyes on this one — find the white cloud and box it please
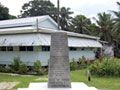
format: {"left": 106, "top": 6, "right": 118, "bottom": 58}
{"left": 0, "top": 0, "right": 119, "bottom": 18}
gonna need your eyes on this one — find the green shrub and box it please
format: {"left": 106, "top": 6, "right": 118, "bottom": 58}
{"left": 34, "top": 60, "right": 42, "bottom": 75}
{"left": 0, "top": 65, "right": 12, "bottom": 73}
{"left": 70, "top": 59, "right": 78, "bottom": 71}
{"left": 0, "top": 66, "right": 6, "bottom": 72}
{"left": 89, "top": 57, "right": 120, "bottom": 77}
{"left": 10, "top": 57, "right": 28, "bottom": 74}
{"left": 18, "top": 63, "right": 28, "bottom": 74}
{"left": 10, "top": 57, "right": 22, "bottom": 73}
{"left": 78, "top": 58, "right": 87, "bottom": 69}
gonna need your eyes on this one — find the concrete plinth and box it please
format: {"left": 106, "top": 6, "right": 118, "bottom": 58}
{"left": 17, "top": 82, "right": 97, "bottom": 90}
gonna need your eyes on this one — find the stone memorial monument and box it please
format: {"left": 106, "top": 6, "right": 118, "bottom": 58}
{"left": 48, "top": 32, "right": 71, "bottom": 88}
{"left": 17, "top": 31, "right": 97, "bottom": 90}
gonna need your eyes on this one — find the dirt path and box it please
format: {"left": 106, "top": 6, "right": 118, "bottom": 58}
{"left": 0, "top": 82, "right": 19, "bottom": 90}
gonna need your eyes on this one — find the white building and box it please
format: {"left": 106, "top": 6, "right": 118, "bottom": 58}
{"left": 0, "top": 15, "right": 102, "bottom": 66}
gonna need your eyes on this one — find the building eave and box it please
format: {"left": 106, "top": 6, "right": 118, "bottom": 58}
{"left": 0, "top": 28, "right": 100, "bottom": 40}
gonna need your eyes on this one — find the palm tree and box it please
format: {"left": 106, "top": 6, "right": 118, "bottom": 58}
{"left": 88, "top": 23, "right": 100, "bottom": 36}
{"left": 95, "top": 12, "right": 113, "bottom": 43}
{"left": 112, "top": 2, "right": 120, "bottom": 41}
{"left": 59, "top": 7, "right": 73, "bottom": 31}
{"left": 112, "top": 10, "right": 120, "bottom": 42}
{"left": 111, "top": 2, "right": 120, "bottom": 57}
{"left": 70, "top": 15, "right": 91, "bottom": 34}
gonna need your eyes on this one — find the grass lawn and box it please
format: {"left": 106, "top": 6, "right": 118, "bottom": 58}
{"left": 71, "top": 70, "right": 120, "bottom": 90}
{"left": 0, "top": 69, "right": 120, "bottom": 90}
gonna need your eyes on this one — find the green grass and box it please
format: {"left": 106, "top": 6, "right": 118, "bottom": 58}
{"left": 0, "top": 73, "right": 47, "bottom": 90}
{"left": 71, "top": 70, "right": 120, "bottom": 90}
{"left": 0, "top": 69, "right": 120, "bottom": 90}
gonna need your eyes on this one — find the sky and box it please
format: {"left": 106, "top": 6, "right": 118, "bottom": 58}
{"left": 0, "top": 0, "right": 119, "bottom": 19}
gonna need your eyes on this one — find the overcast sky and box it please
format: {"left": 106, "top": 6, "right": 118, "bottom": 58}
{"left": 0, "top": 0, "right": 119, "bottom": 19}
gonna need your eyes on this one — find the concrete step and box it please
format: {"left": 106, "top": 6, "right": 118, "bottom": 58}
{"left": 18, "top": 82, "right": 97, "bottom": 90}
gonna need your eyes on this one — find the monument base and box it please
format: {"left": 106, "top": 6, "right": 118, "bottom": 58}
{"left": 17, "top": 82, "right": 97, "bottom": 90}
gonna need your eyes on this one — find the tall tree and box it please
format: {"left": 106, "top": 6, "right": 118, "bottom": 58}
{"left": 88, "top": 23, "right": 100, "bottom": 36}
{"left": 59, "top": 7, "right": 73, "bottom": 31}
{"left": 0, "top": 3, "right": 16, "bottom": 20}
{"left": 112, "top": 2, "right": 120, "bottom": 42}
{"left": 70, "top": 15, "right": 91, "bottom": 34}
{"left": 95, "top": 12, "right": 113, "bottom": 43}
{"left": 0, "top": 3, "right": 9, "bottom": 20}
{"left": 19, "top": 0, "right": 56, "bottom": 18}
{"left": 112, "top": 2, "right": 120, "bottom": 57}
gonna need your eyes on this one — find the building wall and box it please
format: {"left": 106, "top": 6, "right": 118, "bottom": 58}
{"left": 38, "top": 19, "right": 58, "bottom": 30}
{"left": 0, "top": 47, "right": 95, "bottom": 66}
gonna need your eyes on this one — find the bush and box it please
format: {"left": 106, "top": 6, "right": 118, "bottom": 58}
{"left": 34, "top": 60, "right": 42, "bottom": 75}
{"left": 70, "top": 59, "right": 78, "bottom": 71}
{"left": 89, "top": 57, "right": 120, "bottom": 77}
{"left": 10, "top": 57, "right": 22, "bottom": 73}
{"left": 0, "top": 66, "right": 6, "bottom": 72}
{"left": 78, "top": 58, "right": 87, "bottom": 69}
{"left": 10, "top": 57, "right": 28, "bottom": 74}
{"left": 18, "top": 63, "right": 28, "bottom": 74}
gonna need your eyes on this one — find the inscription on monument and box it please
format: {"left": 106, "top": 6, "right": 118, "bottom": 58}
{"left": 48, "top": 32, "right": 71, "bottom": 88}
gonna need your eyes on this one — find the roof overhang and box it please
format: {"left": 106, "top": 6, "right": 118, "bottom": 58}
{"left": 0, "top": 32, "right": 102, "bottom": 48}
{"left": 0, "top": 28, "right": 100, "bottom": 40}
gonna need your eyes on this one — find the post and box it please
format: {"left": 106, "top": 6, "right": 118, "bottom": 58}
{"left": 87, "top": 69, "right": 91, "bottom": 81}
{"left": 36, "top": 18, "right": 39, "bottom": 32}
{"left": 57, "top": 0, "right": 60, "bottom": 30}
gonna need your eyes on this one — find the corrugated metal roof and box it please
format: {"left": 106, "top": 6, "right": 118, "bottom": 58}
{"left": 68, "top": 37, "right": 102, "bottom": 47}
{"left": 0, "top": 33, "right": 50, "bottom": 46}
{"left": 0, "top": 15, "right": 58, "bottom": 29}
{"left": 0, "top": 33, "right": 102, "bottom": 47}
{"left": 0, "top": 27, "right": 100, "bottom": 40}
{"left": 0, "top": 15, "right": 99, "bottom": 40}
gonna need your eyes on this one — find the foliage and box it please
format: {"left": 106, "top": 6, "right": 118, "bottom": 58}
{"left": 89, "top": 58, "right": 120, "bottom": 77}
{"left": 10, "top": 57, "right": 28, "bottom": 74}
{"left": 0, "top": 3, "right": 9, "bottom": 20}
{"left": 88, "top": 23, "right": 100, "bottom": 36}
{"left": 33, "top": 60, "right": 42, "bottom": 75}
{"left": 95, "top": 12, "right": 113, "bottom": 43}
{"left": 0, "top": 66, "right": 8, "bottom": 72}
{"left": 18, "top": 63, "right": 28, "bottom": 74}
{"left": 0, "top": 3, "right": 16, "bottom": 20}
{"left": 111, "top": 2, "right": 120, "bottom": 57}
{"left": 0, "top": 58, "right": 47, "bottom": 75}
{"left": 10, "top": 57, "right": 22, "bottom": 72}
{"left": 78, "top": 57, "right": 87, "bottom": 69}
{"left": 70, "top": 59, "right": 78, "bottom": 71}
{"left": 20, "top": 0, "right": 56, "bottom": 17}
{"left": 70, "top": 15, "right": 91, "bottom": 34}
{"left": 59, "top": 7, "right": 73, "bottom": 30}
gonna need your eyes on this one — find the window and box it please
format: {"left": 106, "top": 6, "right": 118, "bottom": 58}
{"left": 19, "top": 46, "right": 26, "bottom": 51}
{"left": 69, "top": 47, "right": 77, "bottom": 51}
{"left": 0, "top": 47, "right": 6, "bottom": 51}
{"left": 27, "top": 46, "right": 33, "bottom": 51}
{"left": 81, "top": 48, "right": 85, "bottom": 51}
{"left": 19, "top": 46, "right": 33, "bottom": 51}
{"left": 7, "top": 47, "right": 13, "bottom": 51}
{"left": 42, "top": 46, "right": 50, "bottom": 51}
{"left": 0, "top": 46, "right": 13, "bottom": 51}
